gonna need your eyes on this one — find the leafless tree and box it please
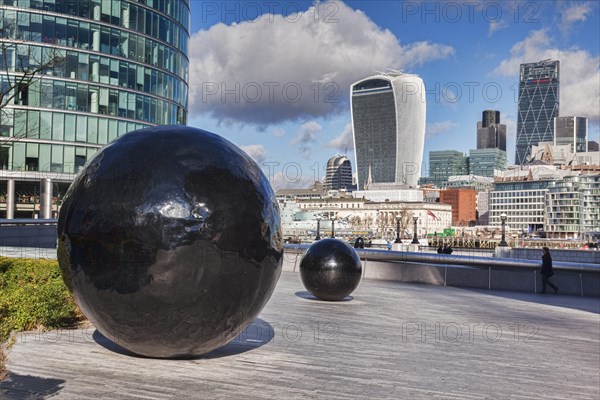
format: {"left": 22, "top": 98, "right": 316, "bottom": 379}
{"left": 1, "top": 19, "right": 65, "bottom": 149}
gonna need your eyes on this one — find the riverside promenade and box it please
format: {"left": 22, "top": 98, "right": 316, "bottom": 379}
{"left": 2, "top": 271, "right": 599, "bottom": 399}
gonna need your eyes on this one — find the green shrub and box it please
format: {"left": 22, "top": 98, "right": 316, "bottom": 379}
{"left": 0, "top": 257, "right": 84, "bottom": 345}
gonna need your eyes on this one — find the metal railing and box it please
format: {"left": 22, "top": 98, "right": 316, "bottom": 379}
{"left": 284, "top": 244, "right": 600, "bottom": 274}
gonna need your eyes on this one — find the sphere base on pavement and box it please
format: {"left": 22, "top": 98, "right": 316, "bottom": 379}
{"left": 299, "top": 238, "right": 362, "bottom": 301}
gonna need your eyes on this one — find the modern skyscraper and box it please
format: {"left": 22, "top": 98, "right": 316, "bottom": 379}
{"left": 554, "top": 116, "right": 588, "bottom": 153}
{"left": 481, "top": 110, "right": 500, "bottom": 127}
{"left": 324, "top": 154, "right": 353, "bottom": 191}
{"left": 421, "top": 150, "right": 468, "bottom": 187}
{"left": 477, "top": 110, "right": 506, "bottom": 151}
{"left": 351, "top": 73, "right": 426, "bottom": 189}
{"left": 515, "top": 60, "right": 559, "bottom": 165}
{"left": 0, "top": 0, "right": 190, "bottom": 218}
{"left": 469, "top": 148, "right": 507, "bottom": 178}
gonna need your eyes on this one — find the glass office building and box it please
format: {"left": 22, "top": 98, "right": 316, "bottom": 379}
{"left": 420, "top": 150, "right": 468, "bottom": 188}
{"left": 515, "top": 60, "right": 559, "bottom": 165}
{"left": 324, "top": 154, "right": 353, "bottom": 191}
{"left": 0, "top": 0, "right": 189, "bottom": 218}
{"left": 351, "top": 73, "right": 426, "bottom": 189}
{"left": 490, "top": 180, "right": 552, "bottom": 233}
{"left": 477, "top": 110, "right": 506, "bottom": 152}
{"left": 468, "top": 148, "right": 507, "bottom": 178}
{"left": 554, "top": 116, "right": 588, "bottom": 153}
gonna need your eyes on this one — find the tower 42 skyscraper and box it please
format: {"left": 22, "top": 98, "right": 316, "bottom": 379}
{"left": 351, "top": 73, "right": 426, "bottom": 189}
{"left": 515, "top": 60, "right": 559, "bottom": 165}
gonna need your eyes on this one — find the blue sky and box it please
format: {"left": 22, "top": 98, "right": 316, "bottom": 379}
{"left": 185, "top": 1, "right": 600, "bottom": 189}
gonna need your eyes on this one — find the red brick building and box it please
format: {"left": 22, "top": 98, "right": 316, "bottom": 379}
{"left": 440, "top": 188, "right": 477, "bottom": 226}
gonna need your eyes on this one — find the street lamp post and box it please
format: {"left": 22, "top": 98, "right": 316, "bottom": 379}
{"left": 411, "top": 216, "right": 419, "bottom": 244}
{"left": 394, "top": 214, "right": 402, "bottom": 243}
{"left": 330, "top": 216, "right": 335, "bottom": 238}
{"left": 316, "top": 216, "right": 321, "bottom": 240}
{"left": 499, "top": 213, "right": 508, "bottom": 247}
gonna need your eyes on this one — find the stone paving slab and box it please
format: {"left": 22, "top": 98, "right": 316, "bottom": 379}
{"left": 1, "top": 272, "right": 599, "bottom": 399}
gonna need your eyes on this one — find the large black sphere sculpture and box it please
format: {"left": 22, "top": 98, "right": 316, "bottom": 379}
{"left": 299, "top": 239, "right": 362, "bottom": 301}
{"left": 57, "top": 126, "right": 283, "bottom": 358}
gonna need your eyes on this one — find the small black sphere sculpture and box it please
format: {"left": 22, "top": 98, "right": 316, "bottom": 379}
{"left": 299, "top": 238, "right": 362, "bottom": 301}
{"left": 57, "top": 126, "right": 283, "bottom": 358}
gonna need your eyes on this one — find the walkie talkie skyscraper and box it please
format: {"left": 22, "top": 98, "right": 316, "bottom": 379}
{"left": 350, "top": 73, "right": 426, "bottom": 189}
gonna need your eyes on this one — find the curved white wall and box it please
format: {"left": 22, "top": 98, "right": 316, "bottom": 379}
{"left": 391, "top": 75, "right": 426, "bottom": 187}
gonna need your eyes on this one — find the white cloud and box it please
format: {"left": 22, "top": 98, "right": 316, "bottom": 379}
{"left": 560, "top": 3, "right": 594, "bottom": 34}
{"left": 425, "top": 121, "right": 459, "bottom": 138}
{"left": 493, "top": 29, "right": 600, "bottom": 121}
{"left": 272, "top": 128, "right": 286, "bottom": 138}
{"left": 270, "top": 171, "right": 317, "bottom": 191}
{"left": 503, "top": 116, "right": 517, "bottom": 139}
{"left": 291, "top": 121, "right": 322, "bottom": 159}
{"left": 488, "top": 20, "right": 508, "bottom": 37}
{"left": 240, "top": 144, "right": 267, "bottom": 165}
{"left": 327, "top": 123, "right": 353, "bottom": 152}
{"left": 188, "top": 1, "right": 454, "bottom": 126}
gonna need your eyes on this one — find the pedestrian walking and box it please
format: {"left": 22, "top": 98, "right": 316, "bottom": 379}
{"left": 443, "top": 244, "right": 453, "bottom": 254}
{"left": 540, "top": 246, "right": 559, "bottom": 294}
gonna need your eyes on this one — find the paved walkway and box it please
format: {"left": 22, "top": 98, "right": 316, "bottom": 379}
{"left": 2, "top": 272, "right": 599, "bottom": 399}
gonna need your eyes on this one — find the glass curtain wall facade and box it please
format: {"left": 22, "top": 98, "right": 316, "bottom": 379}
{"left": 0, "top": 0, "right": 189, "bottom": 218}
{"left": 515, "top": 60, "right": 559, "bottom": 165}
{"left": 351, "top": 78, "right": 396, "bottom": 189}
{"left": 545, "top": 175, "right": 600, "bottom": 239}
{"left": 468, "top": 148, "right": 507, "bottom": 178}
{"left": 351, "top": 73, "right": 426, "bottom": 189}
{"left": 324, "top": 154, "right": 352, "bottom": 191}
{"left": 490, "top": 180, "right": 551, "bottom": 234}
{"left": 554, "top": 116, "right": 588, "bottom": 153}
{"left": 423, "top": 150, "right": 468, "bottom": 187}
{"left": 477, "top": 110, "right": 506, "bottom": 152}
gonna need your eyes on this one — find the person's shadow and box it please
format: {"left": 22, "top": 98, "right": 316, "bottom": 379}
{"left": 93, "top": 318, "right": 275, "bottom": 359}
{"left": 0, "top": 373, "right": 65, "bottom": 399}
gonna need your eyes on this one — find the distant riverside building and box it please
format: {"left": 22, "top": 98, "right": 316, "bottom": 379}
{"left": 353, "top": 182, "right": 423, "bottom": 203}
{"left": 545, "top": 175, "right": 600, "bottom": 239}
{"left": 588, "top": 141, "right": 599, "bottom": 152}
{"left": 351, "top": 72, "right": 426, "bottom": 189}
{"left": 324, "top": 154, "right": 353, "bottom": 191}
{"left": 554, "top": 116, "right": 588, "bottom": 153}
{"left": 440, "top": 188, "right": 477, "bottom": 226}
{"left": 295, "top": 197, "right": 451, "bottom": 240}
{"left": 0, "top": 0, "right": 190, "bottom": 218}
{"left": 442, "top": 175, "right": 494, "bottom": 192}
{"left": 515, "top": 60, "right": 559, "bottom": 165}
{"left": 489, "top": 165, "right": 598, "bottom": 236}
{"left": 468, "top": 148, "right": 507, "bottom": 178}
{"left": 490, "top": 180, "right": 550, "bottom": 234}
{"left": 476, "top": 191, "right": 490, "bottom": 225}
{"left": 420, "top": 150, "right": 468, "bottom": 187}
{"left": 477, "top": 110, "right": 506, "bottom": 151}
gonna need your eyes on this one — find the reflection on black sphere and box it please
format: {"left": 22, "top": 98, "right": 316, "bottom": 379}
{"left": 57, "top": 126, "right": 283, "bottom": 358}
{"left": 299, "top": 238, "right": 362, "bottom": 301}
